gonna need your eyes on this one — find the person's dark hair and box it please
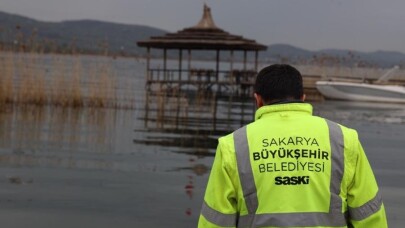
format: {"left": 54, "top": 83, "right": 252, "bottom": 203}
{"left": 254, "top": 64, "right": 303, "bottom": 103}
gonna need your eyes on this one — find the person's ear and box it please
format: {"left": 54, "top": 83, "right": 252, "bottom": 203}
{"left": 254, "top": 93, "right": 264, "bottom": 108}
{"left": 301, "top": 94, "right": 306, "bottom": 101}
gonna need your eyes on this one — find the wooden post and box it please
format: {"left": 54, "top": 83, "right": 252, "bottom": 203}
{"left": 146, "top": 47, "right": 151, "bottom": 82}
{"left": 241, "top": 98, "right": 245, "bottom": 126}
{"left": 230, "top": 50, "right": 234, "bottom": 84}
{"left": 253, "top": 50, "right": 259, "bottom": 100}
{"left": 243, "top": 50, "right": 247, "bottom": 71}
{"left": 144, "top": 90, "right": 150, "bottom": 128}
{"left": 163, "top": 48, "right": 167, "bottom": 81}
{"left": 227, "top": 90, "right": 233, "bottom": 130}
{"left": 255, "top": 50, "right": 259, "bottom": 72}
{"left": 176, "top": 49, "right": 183, "bottom": 129}
{"left": 216, "top": 49, "right": 220, "bottom": 83}
{"left": 242, "top": 50, "right": 247, "bottom": 95}
{"left": 188, "top": 49, "right": 191, "bottom": 81}
{"left": 213, "top": 93, "right": 217, "bottom": 131}
{"left": 179, "top": 49, "right": 183, "bottom": 82}
{"left": 144, "top": 47, "right": 151, "bottom": 128}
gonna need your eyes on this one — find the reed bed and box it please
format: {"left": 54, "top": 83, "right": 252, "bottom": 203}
{"left": 0, "top": 51, "right": 120, "bottom": 109}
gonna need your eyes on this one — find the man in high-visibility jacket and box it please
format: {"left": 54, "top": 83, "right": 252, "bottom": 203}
{"left": 198, "top": 64, "right": 387, "bottom": 228}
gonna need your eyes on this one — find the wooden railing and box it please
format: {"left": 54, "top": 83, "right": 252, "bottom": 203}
{"left": 147, "top": 68, "right": 257, "bottom": 85}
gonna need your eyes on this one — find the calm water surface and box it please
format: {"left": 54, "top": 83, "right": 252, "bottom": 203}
{"left": 0, "top": 56, "right": 404, "bottom": 227}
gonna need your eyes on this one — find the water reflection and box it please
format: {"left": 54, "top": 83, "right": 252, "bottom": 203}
{"left": 185, "top": 174, "right": 194, "bottom": 217}
{"left": 170, "top": 164, "right": 209, "bottom": 176}
{"left": 133, "top": 89, "right": 254, "bottom": 220}
{"left": 313, "top": 101, "right": 405, "bottom": 124}
{"left": 135, "top": 89, "right": 405, "bottom": 157}
{"left": 0, "top": 105, "right": 119, "bottom": 170}
{"left": 0, "top": 153, "right": 114, "bottom": 170}
{"left": 135, "top": 90, "right": 255, "bottom": 155}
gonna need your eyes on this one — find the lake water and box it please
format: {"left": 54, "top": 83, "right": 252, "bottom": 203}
{"left": 0, "top": 56, "right": 404, "bottom": 227}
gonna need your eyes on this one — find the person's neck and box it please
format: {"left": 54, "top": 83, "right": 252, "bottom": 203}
{"left": 266, "top": 99, "right": 304, "bottom": 105}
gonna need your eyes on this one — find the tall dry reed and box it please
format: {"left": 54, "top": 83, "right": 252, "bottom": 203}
{"left": 15, "top": 53, "right": 48, "bottom": 105}
{"left": 0, "top": 53, "right": 15, "bottom": 105}
{"left": 68, "top": 57, "right": 85, "bottom": 107}
{"left": 87, "top": 60, "right": 116, "bottom": 108}
{"left": 0, "top": 51, "right": 119, "bottom": 109}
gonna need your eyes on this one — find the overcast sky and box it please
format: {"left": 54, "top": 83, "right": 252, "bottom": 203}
{"left": 1, "top": 0, "right": 405, "bottom": 53}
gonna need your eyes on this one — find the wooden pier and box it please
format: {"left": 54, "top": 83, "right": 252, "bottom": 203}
{"left": 146, "top": 69, "right": 257, "bottom": 95}
{"left": 138, "top": 4, "right": 268, "bottom": 99}
{"left": 145, "top": 68, "right": 325, "bottom": 101}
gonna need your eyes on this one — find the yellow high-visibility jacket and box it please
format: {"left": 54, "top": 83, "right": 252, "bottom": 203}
{"left": 198, "top": 103, "right": 387, "bottom": 228}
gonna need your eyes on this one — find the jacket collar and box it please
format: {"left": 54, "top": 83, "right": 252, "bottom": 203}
{"left": 255, "top": 102, "right": 313, "bottom": 121}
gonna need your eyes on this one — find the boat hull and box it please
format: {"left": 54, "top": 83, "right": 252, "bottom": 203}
{"left": 316, "top": 81, "right": 405, "bottom": 103}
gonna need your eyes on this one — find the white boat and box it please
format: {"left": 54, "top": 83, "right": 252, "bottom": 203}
{"left": 316, "top": 66, "right": 405, "bottom": 103}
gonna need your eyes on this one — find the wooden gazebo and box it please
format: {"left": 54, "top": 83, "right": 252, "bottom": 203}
{"left": 137, "top": 4, "right": 267, "bottom": 94}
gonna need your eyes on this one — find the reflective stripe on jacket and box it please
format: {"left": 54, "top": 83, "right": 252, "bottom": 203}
{"left": 198, "top": 103, "right": 387, "bottom": 228}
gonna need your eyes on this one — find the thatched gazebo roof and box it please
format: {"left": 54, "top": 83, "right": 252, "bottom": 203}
{"left": 137, "top": 5, "right": 267, "bottom": 51}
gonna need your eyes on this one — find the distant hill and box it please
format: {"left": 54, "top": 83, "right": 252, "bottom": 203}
{"left": 267, "top": 44, "right": 313, "bottom": 59}
{"left": 0, "top": 11, "right": 167, "bottom": 55}
{"left": 1, "top": 11, "right": 405, "bottom": 67}
{"left": 263, "top": 44, "right": 405, "bottom": 68}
